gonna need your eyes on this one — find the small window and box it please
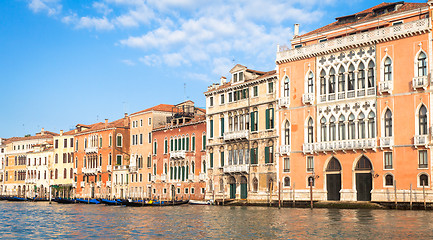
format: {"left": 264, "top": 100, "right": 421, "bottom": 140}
{"left": 220, "top": 94, "right": 225, "bottom": 104}
{"left": 253, "top": 86, "right": 258, "bottom": 97}
{"left": 420, "top": 174, "right": 429, "bottom": 187}
{"left": 318, "top": 38, "right": 327, "bottom": 43}
{"left": 228, "top": 92, "right": 233, "bottom": 102}
{"left": 209, "top": 96, "right": 214, "bottom": 107}
{"left": 392, "top": 21, "right": 403, "bottom": 25}
{"left": 307, "top": 156, "right": 314, "bottom": 172}
{"left": 308, "top": 176, "right": 315, "bottom": 187}
{"left": 294, "top": 44, "right": 302, "bottom": 48}
{"left": 284, "top": 177, "right": 290, "bottom": 187}
{"left": 385, "top": 174, "right": 394, "bottom": 186}
{"left": 419, "top": 150, "right": 428, "bottom": 168}
{"left": 384, "top": 152, "right": 393, "bottom": 169}
{"left": 148, "top": 118, "right": 151, "bottom": 126}
{"left": 116, "top": 135, "right": 123, "bottom": 147}
{"left": 283, "top": 158, "right": 290, "bottom": 172}
{"left": 268, "top": 82, "right": 274, "bottom": 94}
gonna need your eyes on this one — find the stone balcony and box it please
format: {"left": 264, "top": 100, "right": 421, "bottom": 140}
{"left": 199, "top": 173, "right": 206, "bottom": 181}
{"left": 188, "top": 174, "right": 194, "bottom": 181}
{"left": 303, "top": 138, "right": 376, "bottom": 153}
{"left": 129, "top": 166, "right": 138, "bottom": 173}
{"left": 279, "top": 145, "right": 291, "bottom": 155}
{"left": 85, "top": 147, "right": 98, "bottom": 154}
{"left": 414, "top": 135, "right": 429, "bottom": 147}
{"left": 107, "top": 165, "right": 112, "bottom": 172}
{"left": 379, "top": 137, "right": 394, "bottom": 149}
{"left": 170, "top": 150, "right": 186, "bottom": 159}
{"left": 96, "top": 181, "right": 102, "bottom": 188}
{"left": 80, "top": 182, "right": 85, "bottom": 188}
{"left": 223, "top": 164, "right": 249, "bottom": 174}
{"left": 223, "top": 130, "right": 249, "bottom": 141}
{"left": 413, "top": 76, "right": 428, "bottom": 90}
{"left": 302, "top": 93, "right": 314, "bottom": 105}
{"left": 161, "top": 174, "right": 167, "bottom": 182}
{"left": 378, "top": 81, "right": 392, "bottom": 94}
{"left": 113, "top": 165, "right": 129, "bottom": 171}
{"left": 106, "top": 181, "right": 111, "bottom": 187}
{"left": 72, "top": 182, "right": 77, "bottom": 188}
{"left": 277, "top": 18, "right": 429, "bottom": 63}
{"left": 278, "top": 97, "right": 290, "bottom": 108}
{"left": 82, "top": 166, "right": 101, "bottom": 175}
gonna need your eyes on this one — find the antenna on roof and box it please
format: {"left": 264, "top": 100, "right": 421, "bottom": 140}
{"left": 184, "top": 83, "right": 186, "bottom": 101}
{"left": 96, "top": 115, "right": 99, "bottom": 122}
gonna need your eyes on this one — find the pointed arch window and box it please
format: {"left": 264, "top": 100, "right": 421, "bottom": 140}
{"left": 368, "top": 111, "right": 376, "bottom": 138}
{"left": 329, "top": 68, "right": 336, "bottom": 94}
{"left": 338, "top": 115, "right": 345, "bottom": 140}
{"left": 320, "top": 70, "right": 326, "bottom": 95}
{"left": 419, "top": 105, "right": 428, "bottom": 135}
{"left": 326, "top": 157, "right": 341, "bottom": 171}
{"left": 307, "top": 118, "right": 314, "bottom": 143}
{"left": 284, "top": 121, "right": 290, "bottom": 146}
{"left": 329, "top": 116, "right": 336, "bottom": 141}
{"left": 348, "top": 114, "right": 355, "bottom": 140}
{"left": 384, "top": 57, "right": 392, "bottom": 81}
{"left": 320, "top": 117, "right": 327, "bottom": 142}
{"left": 358, "top": 112, "right": 366, "bottom": 139}
{"left": 368, "top": 61, "right": 375, "bottom": 88}
{"left": 356, "top": 156, "right": 372, "bottom": 170}
{"left": 348, "top": 64, "right": 355, "bottom": 91}
{"left": 358, "top": 62, "right": 365, "bottom": 90}
{"left": 338, "top": 66, "right": 345, "bottom": 92}
{"left": 307, "top": 72, "right": 314, "bottom": 93}
{"left": 284, "top": 77, "right": 290, "bottom": 97}
{"left": 384, "top": 109, "right": 393, "bottom": 137}
{"left": 418, "top": 52, "right": 427, "bottom": 77}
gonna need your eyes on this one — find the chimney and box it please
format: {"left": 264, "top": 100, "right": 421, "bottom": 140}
{"left": 74, "top": 129, "right": 78, "bottom": 133}
{"left": 105, "top": 119, "right": 108, "bottom": 128}
{"left": 294, "top": 23, "right": 299, "bottom": 37}
{"left": 41, "top": 128, "right": 45, "bottom": 135}
{"left": 220, "top": 76, "right": 226, "bottom": 85}
{"left": 60, "top": 130, "right": 63, "bottom": 136}
{"left": 124, "top": 113, "right": 128, "bottom": 126}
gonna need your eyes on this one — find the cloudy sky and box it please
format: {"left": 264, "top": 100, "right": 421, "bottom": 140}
{"left": 0, "top": 0, "right": 420, "bottom": 138}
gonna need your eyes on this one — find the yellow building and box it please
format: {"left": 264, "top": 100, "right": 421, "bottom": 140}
{"left": 52, "top": 130, "right": 75, "bottom": 198}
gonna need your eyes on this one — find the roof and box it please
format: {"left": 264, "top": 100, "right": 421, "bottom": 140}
{"left": 153, "top": 114, "right": 206, "bottom": 131}
{"left": 75, "top": 117, "right": 129, "bottom": 134}
{"left": 205, "top": 69, "right": 277, "bottom": 93}
{"left": 298, "top": 2, "right": 427, "bottom": 38}
{"left": 3, "top": 131, "right": 58, "bottom": 144}
{"left": 130, "top": 104, "right": 175, "bottom": 116}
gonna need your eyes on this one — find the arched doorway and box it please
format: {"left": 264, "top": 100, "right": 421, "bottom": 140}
{"left": 228, "top": 176, "right": 236, "bottom": 199}
{"left": 326, "top": 157, "right": 342, "bottom": 201}
{"left": 240, "top": 176, "right": 247, "bottom": 199}
{"left": 355, "top": 156, "right": 372, "bottom": 201}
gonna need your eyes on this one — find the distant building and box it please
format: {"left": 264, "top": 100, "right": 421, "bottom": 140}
{"left": 51, "top": 130, "right": 75, "bottom": 198}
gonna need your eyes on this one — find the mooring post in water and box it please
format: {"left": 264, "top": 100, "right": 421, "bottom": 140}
{"left": 310, "top": 178, "right": 313, "bottom": 209}
{"left": 410, "top": 184, "right": 413, "bottom": 210}
{"left": 394, "top": 179, "right": 397, "bottom": 209}
{"left": 278, "top": 180, "right": 281, "bottom": 209}
{"left": 292, "top": 182, "right": 295, "bottom": 208}
{"left": 423, "top": 182, "right": 426, "bottom": 210}
{"left": 49, "top": 186, "right": 52, "bottom": 204}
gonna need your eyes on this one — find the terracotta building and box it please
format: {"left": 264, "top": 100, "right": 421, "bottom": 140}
{"left": 276, "top": 1, "right": 433, "bottom": 202}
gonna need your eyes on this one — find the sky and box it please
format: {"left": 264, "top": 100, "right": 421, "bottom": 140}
{"left": 0, "top": 0, "right": 424, "bottom": 138}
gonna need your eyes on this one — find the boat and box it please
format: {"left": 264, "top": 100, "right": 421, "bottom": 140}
{"left": 27, "top": 197, "right": 48, "bottom": 202}
{"left": 123, "top": 199, "right": 189, "bottom": 207}
{"left": 54, "top": 197, "right": 77, "bottom": 204}
{"left": 189, "top": 200, "right": 213, "bottom": 205}
{"left": 100, "top": 199, "right": 124, "bottom": 206}
{"left": 6, "top": 196, "right": 27, "bottom": 202}
{"left": 75, "top": 198, "right": 101, "bottom": 204}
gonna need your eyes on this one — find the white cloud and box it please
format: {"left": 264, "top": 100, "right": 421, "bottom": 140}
{"left": 139, "top": 55, "right": 162, "bottom": 66}
{"left": 121, "top": 59, "right": 136, "bottom": 66}
{"left": 163, "top": 53, "right": 189, "bottom": 67}
{"left": 93, "top": 2, "right": 113, "bottom": 16}
{"left": 76, "top": 16, "right": 115, "bottom": 30}
{"left": 212, "top": 57, "right": 232, "bottom": 76}
{"left": 28, "top": 0, "right": 61, "bottom": 16}
{"left": 114, "top": 5, "right": 155, "bottom": 27}
{"left": 184, "top": 72, "right": 212, "bottom": 83}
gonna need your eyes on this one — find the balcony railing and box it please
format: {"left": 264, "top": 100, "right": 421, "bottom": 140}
{"left": 223, "top": 130, "right": 249, "bottom": 141}
{"left": 170, "top": 150, "right": 186, "bottom": 159}
{"left": 106, "top": 181, "right": 111, "bottom": 187}
{"left": 277, "top": 19, "right": 429, "bottom": 63}
{"left": 223, "top": 164, "right": 249, "bottom": 173}
{"left": 72, "top": 182, "right": 77, "bottom": 188}
{"left": 114, "top": 165, "right": 129, "bottom": 171}
{"left": 413, "top": 76, "right": 428, "bottom": 90}
{"left": 278, "top": 97, "right": 290, "bottom": 108}
{"left": 161, "top": 174, "right": 167, "bottom": 182}
{"left": 302, "top": 93, "right": 314, "bottom": 105}
{"left": 82, "top": 166, "right": 101, "bottom": 175}
{"left": 80, "top": 182, "right": 85, "bottom": 188}
{"left": 380, "top": 137, "right": 394, "bottom": 149}
{"left": 188, "top": 174, "right": 194, "bottom": 181}
{"left": 85, "top": 147, "right": 98, "bottom": 154}
{"left": 107, "top": 165, "right": 112, "bottom": 172}
{"left": 96, "top": 181, "right": 102, "bottom": 188}
{"left": 129, "top": 166, "right": 138, "bottom": 173}
{"left": 414, "top": 135, "right": 429, "bottom": 147}
{"left": 303, "top": 138, "right": 377, "bottom": 153}
{"left": 279, "top": 145, "right": 291, "bottom": 155}
{"left": 199, "top": 173, "right": 206, "bottom": 181}
{"left": 378, "top": 81, "right": 392, "bottom": 94}
{"left": 302, "top": 143, "right": 315, "bottom": 154}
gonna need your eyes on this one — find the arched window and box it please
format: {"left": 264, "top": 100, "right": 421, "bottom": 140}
{"left": 419, "top": 105, "right": 428, "bottom": 135}
{"left": 253, "top": 177, "right": 258, "bottom": 192}
{"left": 55, "top": 169, "right": 58, "bottom": 179}
{"left": 384, "top": 109, "right": 393, "bottom": 137}
{"left": 348, "top": 64, "right": 355, "bottom": 91}
{"left": 368, "top": 111, "right": 376, "bottom": 138}
{"left": 420, "top": 174, "right": 429, "bottom": 187}
{"left": 284, "top": 121, "right": 290, "bottom": 146}
{"left": 329, "top": 68, "right": 336, "bottom": 94}
{"left": 307, "top": 72, "right": 314, "bottom": 93}
{"left": 64, "top": 168, "right": 67, "bottom": 179}
{"left": 384, "top": 57, "right": 392, "bottom": 81}
{"left": 358, "top": 62, "right": 365, "bottom": 90}
{"left": 320, "top": 117, "right": 327, "bottom": 142}
{"left": 348, "top": 114, "right": 355, "bottom": 140}
{"left": 192, "top": 161, "right": 195, "bottom": 174}
{"left": 220, "top": 178, "right": 224, "bottom": 192}
{"left": 70, "top": 168, "right": 73, "bottom": 179}
{"left": 356, "top": 156, "right": 372, "bottom": 170}
{"left": 307, "top": 118, "right": 314, "bottom": 143}
{"left": 385, "top": 174, "right": 394, "bottom": 186}
{"left": 308, "top": 176, "right": 315, "bottom": 187}
{"left": 284, "top": 177, "right": 290, "bottom": 187}
{"left": 367, "top": 61, "right": 375, "bottom": 88}
{"left": 418, "top": 52, "right": 427, "bottom": 77}
{"left": 358, "top": 113, "right": 366, "bottom": 139}
{"left": 320, "top": 70, "right": 326, "bottom": 95}
{"left": 338, "top": 66, "right": 345, "bottom": 93}
{"left": 116, "top": 134, "right": 123, "bottom": 147}
{"left": 284, "top": 77, "right": 290, "bottom": 97}
{"left": 338, "top": 115, "right": 345, "bottom": 140}
{"left": 326, "top": 157, "right": 341, "bottom": 171}
{"left": 329, "top": 116, "right": 336, "bottom": 141}
{"left": 203, "top": 160, "right": 206, "bottom": 173}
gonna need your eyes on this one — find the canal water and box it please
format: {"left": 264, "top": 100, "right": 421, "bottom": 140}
{"left": 1, "top": 202, "right": 433, "bottom": 239}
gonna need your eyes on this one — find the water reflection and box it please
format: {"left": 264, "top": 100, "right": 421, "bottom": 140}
{"left": 1, "top": 202, "right": 433, "bottom": 239}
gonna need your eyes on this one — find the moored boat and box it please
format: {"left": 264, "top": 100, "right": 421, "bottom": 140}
{"left": 189, "top": 200, "right": 213, "bottom": 205}
{"left": 54, "top": 197, "right": 77, "bottom": 204}
{"left": 75, "top": 198, "right": 101, "bottom": 204}
{"left": 100, "top": 199, "right": 124, "bottom": 205}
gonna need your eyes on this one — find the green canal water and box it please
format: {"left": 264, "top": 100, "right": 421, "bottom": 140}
{"left": 1, "top": 201, "right": 433, "bottom": 239}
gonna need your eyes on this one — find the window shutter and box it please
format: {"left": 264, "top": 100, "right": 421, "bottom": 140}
{"left": 221, "top": 151, "right": 224, "bottom": 167}
{"left": 186, "top": 137, "right": 189, "bottom": 151}
{"left": 265, "top": 146, "right": 269, "bottom": 164}
{"left": 210, "top": 153, "right": 213, "bottom": 168}
{"left": 221, "top": 118, "right": 224, "bottom": 136}
{"left": 164, "top": 140, "right": 168, "bottom": 153}
{"left": 265, "top": 109, "right": 270, "bottom": 129}
{"left": 170, "top": 167, "right": 173, "bottom": 179}
{"left": 250, "top": 112, "right": 255, "bottom": 131}
{"left": 192, "top": 136, "right": 195, "bottom": 151}
{"left": 250, "top": 149, "right": 254, "bottom": 164}
{"left": 271, "top": 108, "right": 274, "bottom": 128}
{"left": 210, "top": 120, "right": 214, "bottom": 138}
{"left": 170, "top": 139, "right": 173, "bottom": 151}
{"left": 186, "top": 166, "right": 189, "bottom": 179}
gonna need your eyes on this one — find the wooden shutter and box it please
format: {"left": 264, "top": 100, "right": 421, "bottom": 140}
{"left": 265, "top": 109, "right": 270, "bottom": 129}
{"left": 265, "top": 146, "right": 269, "bottom": 164}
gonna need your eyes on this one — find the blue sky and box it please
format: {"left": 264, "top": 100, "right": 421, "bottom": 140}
{"left": 0, "top": 0, "right": 422, "bottom": 138}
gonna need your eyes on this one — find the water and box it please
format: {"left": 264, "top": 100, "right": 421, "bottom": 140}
{"left": 1, "top": 202, "right": 433, "bottom": 239}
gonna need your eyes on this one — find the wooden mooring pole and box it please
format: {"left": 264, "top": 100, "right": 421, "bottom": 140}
{"left": 278, "top": 181, "right": 281, "bottom": 209}
{"left": 394, "top": 180, "right": 397, "bottom": 209}
{"left": 423, "top": 182, "right": 426, "bottom": 210}
{"left": 292, "top": 183, "right": 295, "bottom": 208}
{"left": 410, "top": 184, "right": 413, "bottom": 210}
{"left": 310, "top": 178, "right": 313, "bottom": 210}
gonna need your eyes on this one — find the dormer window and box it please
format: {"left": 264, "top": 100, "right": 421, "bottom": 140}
{"left": 233, "top": 72, "right": 244, "bottom": 83}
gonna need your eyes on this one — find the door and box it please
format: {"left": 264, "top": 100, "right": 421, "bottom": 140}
{"left": 240, "top": 183, "right": 247, "bottom": 199}
{"left": 356, "top": 173, "right": 372, "bottom": 201}
{"left": 230, "top": 183, "right": 236, "bottom": 199}
{"left": 91, "top": 186, "right": 95, "bottom": 199}
{"left": 327, "top": 174, "right": 341, "bottom": 201}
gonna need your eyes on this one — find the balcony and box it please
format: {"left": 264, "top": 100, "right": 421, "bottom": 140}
{"left": 277, "top": 18, "right": 429, "bottom": 63}
{"left": 380, "top": 137, "right": 394, "bottom": 149}
{"left": 170, "top": 150, "right": 186, "bottom": 159}
{"left": 188, "top": 174, "right": 195, "bottom": 181}
{"left": 278, "top": 97, "right": 290, "bottom": 108}
{"left": 107, "top": 165, "right": 112, "bottom": 172}
{"left": 161, "top": 174, "right": 167, "bottom": 182}
{"left": 80, "top": 182, "right": 85, "bottom": 188}
{"left": 309, "top": 138, "right": 377, "bottom": 152}
{"left": 378, "top": 81, "right": 392, "bottom": 94}
{"left": 303, "top": 143, "right": 315, "bottom": 154}
{"left": 72, "top": 182, "right": 77, "bottom": 188}
{"left": 73, "top": 168, "right": 77, "bottom": 174}
{"left": 302, "top": 93, "right": 314, "bottom": 105}
{"left": 81, "top": 166, "right": 101, "bottom": 175}
{"left": 25, "top": 178, "right": 35, "bottom": 184}
{"left": 106, "top": 181, "right": 111, "bottom": 187}
{"left": 223, "top": 130, "right": 249, "bottom": 141}
{"left": 85, "top": 147, "right": 98, "bottom": 154}
{"left": 279, "top": 145, "right": 291, "bottom": 155}
{"left": 113, "top": 165, "right": 129, "bottom": 171}
{"left": 413, "top": 76, "right": 428, "bottom": 90}
{"left": 414, "top": 135, "right": 429, "bottom": 147}
{"left": 199, "top": 173, "right": 206, "bottom": 181}
{"left": 96, "top": 181, "right": 102, "bottom": 188}
{"left": 223, "top": 164, "right": 249, "bottom": 174}
{"left": 129, "top": 166, "right": 138, "bottom": 173}
{"left": 151, "top": 175, "right": 156, "bottom": 182}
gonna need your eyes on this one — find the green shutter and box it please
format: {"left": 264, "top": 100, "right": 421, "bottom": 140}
{"left": 210, "top": 120, "right": 214, "bottom": 138}
{"left": 174, "top": 166, "right": 177, "bottom": 179}
{"left": 271, "top": 108, "right": 274, "bottom": 128}
{"left": 182, "top": 138, "right": 185, "bottom": 150}
{"left": 220, "top": 118, "right": 224, "bottom": 136}
{"left": 192, "top": 136, "right": 195, "bottom": 151}
{"left": 265, "top": 147, "right": 269, "bottom": 164}
{"left": 221, "top": 151, "right": 224, "bottom": 167}
{"left": 170, "top": 139, "right": 173, "bottom": 151}
{"left": 250, "top": 112, "right": 255, "bottom": 132}
{"left": 186, "top": 166, "right": 189, "bottom": 180}
{"left": 210, "top": 153, "right": 213, "bottom": 168}
{"left": 178, "top": 139, "right": 181, "bottom": 150}
{"left": 182, "top": 166, "right": 185, "bottom": 181}
{"left": 203, "top": 135, "right": 206, "bottom": 149}
{"left": 265, "top": 109, "right": 270, "bottom": 129}
{"left": 165, "top": 140, "right": 168, "bottom": 153}
{"left": 186, "top": 137, "right": 189, "bottom": 151}
{"left": 178, "top": 166, "right": 181, "bottom": 180}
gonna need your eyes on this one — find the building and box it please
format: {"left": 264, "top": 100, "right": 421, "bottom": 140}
{"left": 151, "top": 101, "right": 207, "bottom": 201}
{"left": 25, "top": 141, "right": 53, "bottom": 199}
{"left": 0, "top": 138, "right": 6, "bottom": 194}
{"left": 51, "top": 130, "right": 75, "bottom": 198}
{"left": 276, "top": 1, "right": 432, "bottom": 201}
{"left": 128, "top": 104, "right": 175, "bottom": 199}
{"left": 204, "top": 64, "right": 278, "bottom": 201}
{"left": 74, "top": 116, "right": 130, "bottom": 199}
